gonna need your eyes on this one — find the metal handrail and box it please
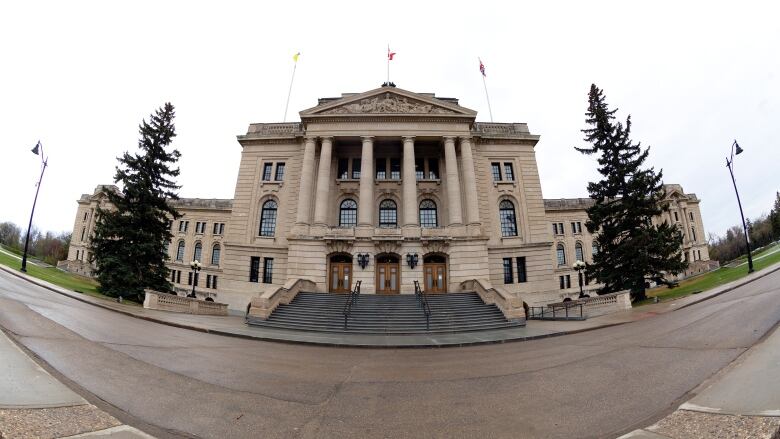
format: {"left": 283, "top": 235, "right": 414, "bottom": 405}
{"left": 414, "top": 281, "right": 431, "bottom": 330}
{"left": 342, "top": 280, "right": 361, "bottom": 329}
{"left": 527, "top": 302, "right": 584, "bottom": 320}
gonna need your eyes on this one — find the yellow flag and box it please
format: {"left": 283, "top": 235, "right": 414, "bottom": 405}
{"left": 293, "top": 52, "right": 300, "bottom": 63}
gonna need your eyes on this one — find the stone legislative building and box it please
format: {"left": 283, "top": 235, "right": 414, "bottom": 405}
{"left": 60, "top": 86, "right": 714, "bottom": 314}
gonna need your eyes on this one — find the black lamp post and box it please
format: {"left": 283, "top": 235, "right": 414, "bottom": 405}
{"left": 572, "top": 260, "right": 586, "bottom": 298}
{"left": 406, "top": 253, "right": 419, "bottom": 269}
{"left": 189, "top": 260, "right": 202, "bottom": 298}
{"left": 21, "top": 141, "right": 48, "bottom": 273}
{"left": 726, "top": 140, "right": 754, "bottom": 274}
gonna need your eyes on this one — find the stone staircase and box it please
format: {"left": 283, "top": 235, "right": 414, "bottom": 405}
{"left": 246, "top": 291, "right": 524, "bottom": 334}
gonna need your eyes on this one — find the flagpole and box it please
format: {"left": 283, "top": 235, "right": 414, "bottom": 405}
{"left": 283, "top": 55, "right": 299, "bottom": 123}
{"left": 386, "top": 44, "right": 390, "bottom": 84}
{"left": 481, "top": 71, "right": 494, "bottom": 123}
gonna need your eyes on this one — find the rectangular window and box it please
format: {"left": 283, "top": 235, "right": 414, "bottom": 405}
{"left": 576, "top": 222, "right": 582, "bottom": 233}
{"left": 376, "top": 158, "right": 386, "bottom": 179}
{"left": 558, "top": 223, "right": 564, "bottom": 235}
{"left": 503, "top": 258, "right": 513, "bottom": 284}
{"left": 552, "top": 223, "right": 558, "bottom": 235}
{"left": 212, "top": 275, "right": 218, "bottom": 289}
{"left": 491, "top": 162, "right": 502, "bottom": 181}
{"left": 263, "top": 258, "right": 274, "bottom": 284}
{"left": 206, "top": 274, "right": 212, "bottom": 289}
{"left": 249, "top": 257, "right": 260, "bottom": 283}
{"left": 691, "top": 227, "right": 697, "bottom": 242}
{"left": 428, "top": 158, "right": 439, "bottom": 179}
{"left": 262, "top": 163, "right": 273, "bottom": 181}
{"left": 585, "top": 273, "right": 590, "bottom": 285}
{"left": 81, "top": 227, "right": 86, "bottom": 241}
{"left": 516, "top": 257, "right": 527, "bottom": 283}
{"left": 171, "top": 270, "right": 176, "bottom": 283}
{"left": 566, "top": 275, "right": 571, "bottom": 289}
{"left": 179, "top": 221, "right": 189, "bottom": 233}
{"left": 176, "top": 271, "right": 181, "bottom": 283}
{"left": 674, "top": 211, "right": 679, "bottom": 222}
{"left": 415, "top": 158, "right": 425, "bottom": 180}
{"left": 689, "top": 212, "right": 694, "bottom": 222}
{"left": 559, "top": 276, "right": 565, "bottom": 290}
{"left": 571, "top": 222, "right": 577, "bottom": 234}
{"left": 504, "top": 163, "right": 514, "bottom": 181}
{"left": 351, "top": 158, "right": 361, "bottom": 179}
{"left": 83, "top": 211, "right": 88, "bottom": 221}
{"left": 213, "top": 223, "right": 219, "bottom": 234}
{"left": 390, "top": 158, "right": 401, "bottom": 179}
{"left": 219, "top": 223, "right": 225, "bottom": 235}
{"left": 188, "top": 272, "right": 193, "bottom": 286}
{"left": 194, "top": 272, "right": 199, "bottom": 287}
{"left": 275, "top": 163, "right": 285, "bottom": 181}
{"left": 337, "top": 158, "right": 349, "bottom": 179}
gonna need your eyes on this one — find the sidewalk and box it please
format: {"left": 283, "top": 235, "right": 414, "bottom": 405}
{"left": 1, "top": 261, "right": 779, "bottom": 347}
{"left": 619, "top": 323, "right": 780, "bottom": 439}
{"left": 0, "top": 330, "right": 154, "bottom": 439}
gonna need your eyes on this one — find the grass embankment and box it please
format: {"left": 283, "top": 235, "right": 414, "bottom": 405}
{"left": 642, "top": 242, "right": 780, "bottom": 304}
{"left": 0, "top": 247, "right": 138, "bottom": 305}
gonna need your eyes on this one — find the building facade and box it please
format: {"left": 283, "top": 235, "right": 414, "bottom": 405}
{"left": 60, "top": 86, "right": 714, "bottom": 313}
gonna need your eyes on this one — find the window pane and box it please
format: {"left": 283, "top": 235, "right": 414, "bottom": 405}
{"left": 259, "top": 200, "right": 277, "bottom": 236}
{"left": 262, "top": 163, "right": 273, "bottom": 181}
{"left": 503, "top": 258, "right": 513, "bottom": 284}
{"left": 499, "top": 200, "right": 517, "bottom": 237}
{"left": 516, "top": 257, "right": 527, "bottom": 283}
{"left": 337, "top": 158, "right": 349, "bottom": 179}
{"left": 428, "top": 158, "right": 439, "bottom": 179}
{"left": 575, "top": 243, "right": 583, "bottom": 262}
{"left": 557, "top": 244, "right": 566, "bottom": 266}
{"left": 193, "top": 243, "right": 202, "bottom": 262}
{"left": 352, "top": 158, "right": 361, "bottom": 179}
{"left": 250, "top": 257, "right": 260, "bottom": 282}
{"left": 376, "top": 158, "right": 386, "bottom": 179}
{"left": 504, "top": 163, "right": 514, "bottom": 181}
{"left": 390, "top": 158, "right": 401, "bottom": 179}
{"left": 379, "top": 199, "right": 397, "bottom": 228}
{"left": 263, "top": 258, "right": 274, "bottom": 283}
{"left": 419, "top": 199, "right": 438, "bottom": 228}
{"left": 275, "top": 163, "right": 285, "bottom": 181}
{"left": 415, "top": 158, "right": 425, "bottom": 180}
{"left": 176, "top": 241, "right": 185, "bottom": 261}
{"left": 211, "top": 245, "right": 221, "bottom": 265}
{"left": 339, "top": 199, "right": 357, "bottom": 227}
{"left": 491, "top": 163, "right": 501, "bottom": 181}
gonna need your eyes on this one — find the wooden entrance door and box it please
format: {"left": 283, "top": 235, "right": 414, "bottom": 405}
{"left": 376, "top": 255, "right": 400, "bottom": 294}
{"left": 424, "top": 255, "right": 447, "bottom": 293}
{"left": 329, "top": 255, "right": 352, "bottom": 293}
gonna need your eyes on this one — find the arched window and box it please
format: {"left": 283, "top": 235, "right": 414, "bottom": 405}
{"left": 556, "top": 243, "right": 566, "bottom": 266}
{"left": 176, "top": 241, "right": 185, "bottom": 261}
{"left": 211, "top": 244, "right": 221, "bottom": 265}
{"left": 419, "top": 199, "right": 438, "bottom": 228}
{"left": 575, "top": 242, "right": 584, "bottom": 262}
{"left": 379, "top": 199, "right": 397, "bottom": 228}
{"left": 339, "top": 199, "right": 357, "bottom": 227}
{"left": 499, "top": 200, "right": 518, "bottom": 237}
{"left": 259, "top": 200, "right": 277, "bottom": 236}
{"left": 193, "top": 242, "right": 202, "bottom": 262}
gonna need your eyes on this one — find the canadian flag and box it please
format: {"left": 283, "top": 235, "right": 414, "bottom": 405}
{"left": 387, "top": 46, "right": 396, "bottom": 61}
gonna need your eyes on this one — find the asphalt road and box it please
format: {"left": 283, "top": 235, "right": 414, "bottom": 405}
{"left": 0, "top": 269, "right": 778, "bottom": 439}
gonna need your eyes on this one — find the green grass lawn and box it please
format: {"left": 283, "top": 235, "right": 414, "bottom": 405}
{"left": 641, "top": 242, "right": 780, "bottom": 305}
{"left": 0, "top": 247, "right": 139, "bottom": 305}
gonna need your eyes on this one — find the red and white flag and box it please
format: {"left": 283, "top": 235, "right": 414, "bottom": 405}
{"left": 388, "top": 46, "right": 396, "bottom": 61}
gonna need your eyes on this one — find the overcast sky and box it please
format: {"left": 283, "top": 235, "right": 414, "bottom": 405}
{"left": 1, "top": 1, "right": 778, "bottom": 240}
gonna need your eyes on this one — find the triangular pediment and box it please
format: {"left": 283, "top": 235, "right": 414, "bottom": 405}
{"left": 300, "top": 87, "right": 477, "bottom": 118}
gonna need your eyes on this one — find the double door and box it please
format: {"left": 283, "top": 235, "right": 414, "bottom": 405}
{"left": 424, "top": 263, "right": 447, "bottom": 293}
{"left": 329, "top": 262, "right": 352, "bottom": 293}
{"left": 376, "top": 256, "right": 399, "bottom": 294}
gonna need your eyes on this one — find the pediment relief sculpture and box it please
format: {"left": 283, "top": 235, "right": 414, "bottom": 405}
{"left": 321, "top": 94, "right": 456, "bottom": 115}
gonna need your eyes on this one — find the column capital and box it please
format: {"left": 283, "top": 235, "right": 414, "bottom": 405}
{"left": 459, "top": 136, "right": 473, "bottom": 143}
{"left": 304, "top": 136, "right": 318, "bottom": 143}
{"left": 402, "top": 135, "right": 416, "bottom": 142}
{"left": 361, "top": 135, "right": 375, "bottom": 142}
{"left": 442, "top": 136, "right": 457, "bottom": 142}
{"left": 320, "top": 136, "right": 334, "bottom": 143}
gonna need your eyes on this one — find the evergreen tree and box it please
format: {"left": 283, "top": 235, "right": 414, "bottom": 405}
{"left": 576, "top": 85, "right": 687, "bottom": 301}
{"left": 771, "top": 191, "right": 780, "bottom": 240}
{"left": 90, "top": 103, "right": 181, "bottom": 300}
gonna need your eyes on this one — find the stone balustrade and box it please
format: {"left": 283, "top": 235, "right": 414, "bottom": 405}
{"left": 461, "top": 279, "right": 526, "bottom": 322}
{"left": 247, "top": 278, "right": 317, "bottom": 319}
{"left": 143, "top": 291, "right": 228, "bottom": 316}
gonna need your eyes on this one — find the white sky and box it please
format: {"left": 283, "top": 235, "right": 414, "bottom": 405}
{"left": 1, "top": 1, "right": 778, "bottom": 240}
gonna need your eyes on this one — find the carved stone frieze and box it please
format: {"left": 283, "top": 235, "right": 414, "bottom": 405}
{"left": 321, "top": 94, "right": 456, "bottom": 115}
{"left": 374, "top": 240, "right": 402, "bottom": 255}
{"left": 326, "top": 240, "right": 353, "bottom": 255}
{"left": 422, "top": 239, "right": 450, "bottom": 254}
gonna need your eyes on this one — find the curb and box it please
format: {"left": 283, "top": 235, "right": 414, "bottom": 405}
{"left": 1, "top": 262, "right": 778, "bottom": 349}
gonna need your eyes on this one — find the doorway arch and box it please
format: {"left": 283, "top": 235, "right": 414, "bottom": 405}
{"left": 375, "top": 254, "right": 400, "bottom": 295}
{"left": 423, "top": 254, "right": 448, "bottom": 293}
{"left": 328, "top": 253, "right": 353, "bottom": 294}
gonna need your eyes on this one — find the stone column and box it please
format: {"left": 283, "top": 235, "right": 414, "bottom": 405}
{"left": 358, "top": 136, "right": 374, "bottom": 227}
{"left": 312, "top": 136, "right": 333, "bottom": 226}
{"left": 459, "top": 137, "right": 480, "bottom": 225}
{"left": 295, "top": 137, "right": 317, "bottom": 225}
{"left": 402, "top": 136, "right": 418, "bottom": 227}
{"left": 443, "top": 136, "right": 463, "bottom": 226}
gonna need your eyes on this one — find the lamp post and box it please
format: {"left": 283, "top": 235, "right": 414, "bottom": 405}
{"left": 726, "top": 140, "right": 754, "bottom": 273}
{"left": 572, "top": 260, "right": 586, "bottom": 298}
{"left": 21, "top": 141, "right": 48, "bottom": 273}
{"left": 189, "top": 260, "right": 202, "bottom": 298}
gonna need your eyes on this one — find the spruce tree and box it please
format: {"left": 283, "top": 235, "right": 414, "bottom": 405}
{"left": 576, "top": 85, "right": 687, "bottom": 301}
{"left": 90, "top": 103, "right": 181, "bottom": 300}
{"left": 771, "top": 191, "right": 780, "bottom": 240}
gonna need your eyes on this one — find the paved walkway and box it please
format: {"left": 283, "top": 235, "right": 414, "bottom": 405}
{"left": 0, "top": 261, "right": 779, "bottom": 347}
{"left": 619, "top": 323, "right": 780, "bottom": 438}
{"left": 0, "top": 330, "right": 154, "bottom": 438}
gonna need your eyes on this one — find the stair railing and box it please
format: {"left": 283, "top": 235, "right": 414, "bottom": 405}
{"left": 342, "top": 280, "right": 361, "bottom": 329}
{"left": 413, "top": 280, "right": 431, "bottom": 330}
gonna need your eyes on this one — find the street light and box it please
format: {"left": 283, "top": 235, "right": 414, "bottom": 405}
{"left": 189, "top": 260, "right": 202, "bottom": 298}
{"left": 726, "top": 140, "right": 754, "bottom": 273}
{"left": 21, "top": 141, "right": 48, "bottom": 273}
{"left": 572, "top": 260, "right": 586, "bottom": 298}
